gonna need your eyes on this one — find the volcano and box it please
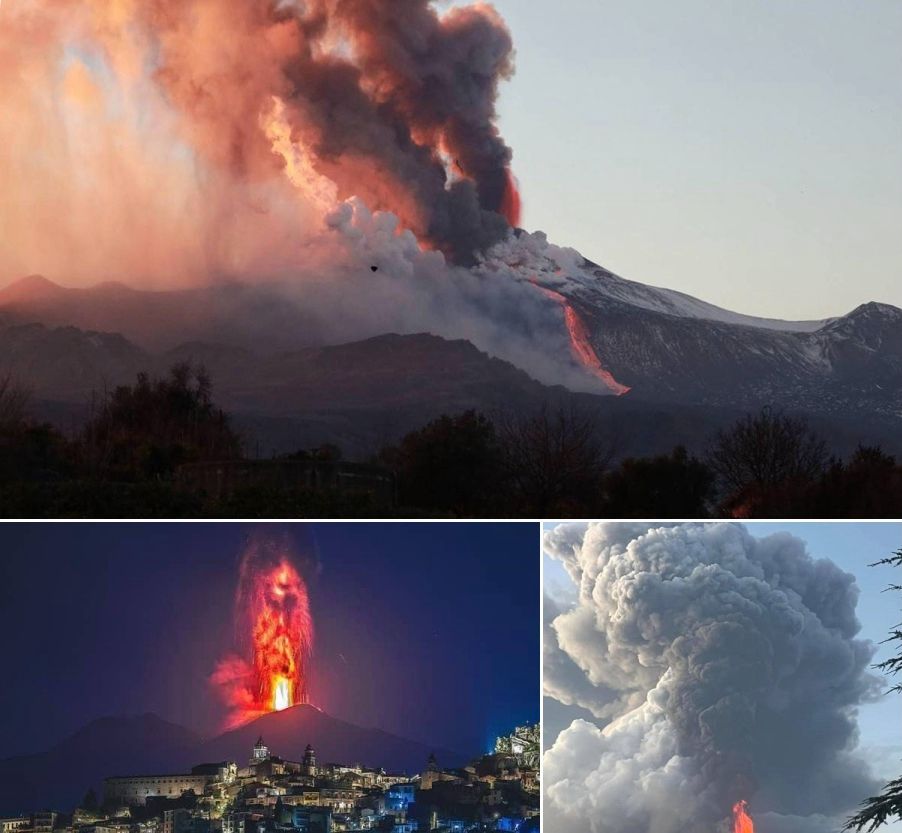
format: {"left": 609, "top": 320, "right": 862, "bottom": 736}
{"left": 2, "top": 253, "right": 901, "bottom": 461}
{"left": 0, "top": 706, "right": 462, "bottom": 817}
{"left": 198, "top": 703, "right": 463, "bottom": 774}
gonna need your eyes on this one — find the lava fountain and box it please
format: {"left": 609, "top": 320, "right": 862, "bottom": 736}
{"left": 733, "top": 800, "right": 755, "bottom": 833}
{"left": 212, "top": 540, "right": 314, "bottom": 728}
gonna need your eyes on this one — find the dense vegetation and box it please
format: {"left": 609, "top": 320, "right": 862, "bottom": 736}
{"left": 2, "top": 367, "right": 901, "bottom": 518}
{"left": 844, "top": 549, "right": 902, "bottom": 832}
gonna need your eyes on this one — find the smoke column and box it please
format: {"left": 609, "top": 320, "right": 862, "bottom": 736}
{"left": 0, "top": 0, "right": 517, "bottom": 266}
{"left": 0, "top": 0, "right": 630, "bottom": 394}
{"left": 543, "top": 523, "right": 880, "bottom": 833}
{"left": 212, "top": 534, "right": 314, "bottom": 729}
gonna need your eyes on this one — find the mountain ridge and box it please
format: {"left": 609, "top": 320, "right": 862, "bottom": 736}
{"left": 3, "top": 265, "right": 901, "bottom": 456}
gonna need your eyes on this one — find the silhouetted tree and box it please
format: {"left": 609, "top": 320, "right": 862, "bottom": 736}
{"left": 288, "top": 444, "right": 343, "bottom": 463}
{"left": 80, "top": 362, "right": 242, "bottom": 480}
{"left": 845, "top": 549, "right": 902, "bottom": 832}
{"left": 810, "top": 447, "right": 902, "bottom": 518}
{"left": 0, "top": 372, "right": 71, "bottom": 484}
{"left": 601, "top": 446, "right": 714, "bottom": 517}
{"left": 0, "top": 372, "right": 30, "bottom": 431}
{"left": 388, "top": 410, "right": 504, "bottom": 516}
{"left": 709, "top": 407, "right": 828, "bottom": 513}
{"left": 498, "top": 405, "right": 611, "bottom": 516}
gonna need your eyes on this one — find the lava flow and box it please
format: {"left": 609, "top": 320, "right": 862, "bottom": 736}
{"left": 212, "top": 544, "right": 314, "bottom": 729}
{"left": 733, "top": 800, "right": 755, "bottom": 833}
{"left": 534, "top": 285, "right": 631, "bottom": 395}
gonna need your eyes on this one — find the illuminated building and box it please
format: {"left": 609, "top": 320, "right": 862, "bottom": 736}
{"left": 289, "top": 807, "right": 331, "bottom": 833}
{"left": 302, "top": 746, "right": 317, "bottom": 778}
{"left": 0, "top": 819, "right": 30, "bottom": 833}
{"left": 161, "top": 809, "right": 194, "bottom": 833}
{"left": 252, "top": 739, "right": 269, "bottom": 764}
{"left": 221, "top": 813, "right": 255, "bottom": 833}
{"left": 418, "top": 755, "right": 459, "bottom": 791}
{"left": 104, "top": 774, "right": 213, "bottom": 806}
{"left": 493, "top": 725, "right": 538, "bottom": 772}
{"left": 191, "top": 763, "right": 237, "bottom": 784}
{"left": 32, "top": 813, "right": 56, "bottom": 833}
{"left": 384, "top": 785, "right": 415, "bottom": 814}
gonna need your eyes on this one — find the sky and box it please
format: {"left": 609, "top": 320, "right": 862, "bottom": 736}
{"left": 543, "top": 521, "right": 902, "bottom": 832}
{"left": 0, "top": 522, "right": 539, "bottom": 759}
{"left": 487, "top": 0, "right": 902, "bottom": 320}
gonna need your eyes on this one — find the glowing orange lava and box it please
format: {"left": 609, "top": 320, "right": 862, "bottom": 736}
{"left": 212, "top": 547, "right": 313, "bottom": 729}
{"left": 534, "top": 284, "right": 631, "bottom": 396}
{"left": 733, "top": 800, "right": 755, "bottom": 833}
{"left": 500, "top": 168, "right": 522, "bottom": 228}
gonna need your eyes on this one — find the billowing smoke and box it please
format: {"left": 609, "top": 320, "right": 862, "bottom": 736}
{"left": 543, "top": 523, "right": 881, "bottom": 833}
{"left": 0, "top": 0, "right": 515, "bottom": 266}
{"left": 0, "top": 0, "right": 630, "bottom": 394}
{"left": 212, "top": 533, "right": 314, "bottom": 730}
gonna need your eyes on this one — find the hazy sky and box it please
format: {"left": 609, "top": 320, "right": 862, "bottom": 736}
{"left": 489, "top": 0, "right": 902, "bottom": 320}
{"left": 544, "top": 521, "right": 902, "bottom": 832}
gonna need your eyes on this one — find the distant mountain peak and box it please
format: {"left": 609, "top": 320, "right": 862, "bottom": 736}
{"left": 0, "top": 274, "right": 67, "bottom": 302}
{"left": 845, "top": 300, "right": 902, "bottom": 319}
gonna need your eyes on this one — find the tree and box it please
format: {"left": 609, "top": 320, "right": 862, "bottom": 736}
{"left": 709, "top": 407, "right": 828, "bottom": 512}
{"left": 80, "top": 362, "right": 242, "bottom": 480}
{"left": 811, "top": 447, "right": 902, "bottom": 518}
{"left": 0, "top": 372, "right": 30, "bottom": 431}
{"left": 388, "top": 411, "right": 504, "bottom": 516}
{"left": 601, "top": 446, "right": 714, "bottom": 517}
{"left": 498, "top": 405, "right": 611, "bottom": 516}
{"left": 0, "top": 372, "right": 70, "bottom": 484}
{"left": 845, "top": 549, "right": 902, "bottom": 831}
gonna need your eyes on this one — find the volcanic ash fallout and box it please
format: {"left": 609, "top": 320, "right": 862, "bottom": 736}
{"left": 543, "top": 523, "right": 881, "bottom": 833}
{"left": 212, "top": 536, "right": 314, "bottom": 729}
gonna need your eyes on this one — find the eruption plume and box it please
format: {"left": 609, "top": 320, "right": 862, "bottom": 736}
{"left": 0, "top": 0, "right": 632, "bottom": 395}
{"left": 0, "top": 0, "right": 516, "bottom": 265}
{"left": 543, "top": 523, "right": 881, "bottom": 833}
{"left": 212, "top": 535, "right": 314, "bottom": 729}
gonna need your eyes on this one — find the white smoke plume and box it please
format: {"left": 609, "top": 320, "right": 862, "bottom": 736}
{"left": 543, "top": 522, "right": 882, "bottom": 833}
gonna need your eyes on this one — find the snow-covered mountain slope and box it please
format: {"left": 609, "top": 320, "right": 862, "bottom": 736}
{"left": 490, "top": 230, "right": 830, "bottom": 332}
{"left": 573, "top": 259, "right": 831, "bottom": 332}
{"left": 484, "top": 231, "right": 902, "bottom": 420}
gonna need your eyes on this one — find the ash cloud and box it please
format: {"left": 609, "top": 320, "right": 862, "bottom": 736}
{"left": 543, "top": 523, "right": 882, "bottom": 833}
{"left": 0, "top": 0, "right": 517, "bottom": 267}
{"left": 0, "top": 0, "right": 621, "bottom": 393}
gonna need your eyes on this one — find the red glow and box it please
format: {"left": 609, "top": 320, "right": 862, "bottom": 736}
{"left": 733, "top": 801, "right": 755, "bottom": 833}
{"left": 500, "top": 168, "right": 522, "bottom": 227}
{"left": 536, "top": 284, "right": 631, "bottom": 396}
{"left": 212, "top": 546, "right": 313, "bottom": 729}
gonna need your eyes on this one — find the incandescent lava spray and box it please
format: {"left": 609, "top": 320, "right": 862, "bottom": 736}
{"left": 212, "top": 535, "right": 314, "bottom": 728}
{"left": 732, "top": 801, "right": 754, "bottom": 833}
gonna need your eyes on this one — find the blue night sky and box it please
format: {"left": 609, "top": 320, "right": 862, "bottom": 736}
{"left": 0, "top": 523, "right": 539, "bottom": 760}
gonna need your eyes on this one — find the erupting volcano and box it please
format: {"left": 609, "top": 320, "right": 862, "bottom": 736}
{"left": 0, "top": 0, "right": 658, "bottom": 398}
{"left": 212, "top": 538, "right": 314, "bottom": 729}
{"left": 733, "top": 801, "right": 754, "bottom": 833}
